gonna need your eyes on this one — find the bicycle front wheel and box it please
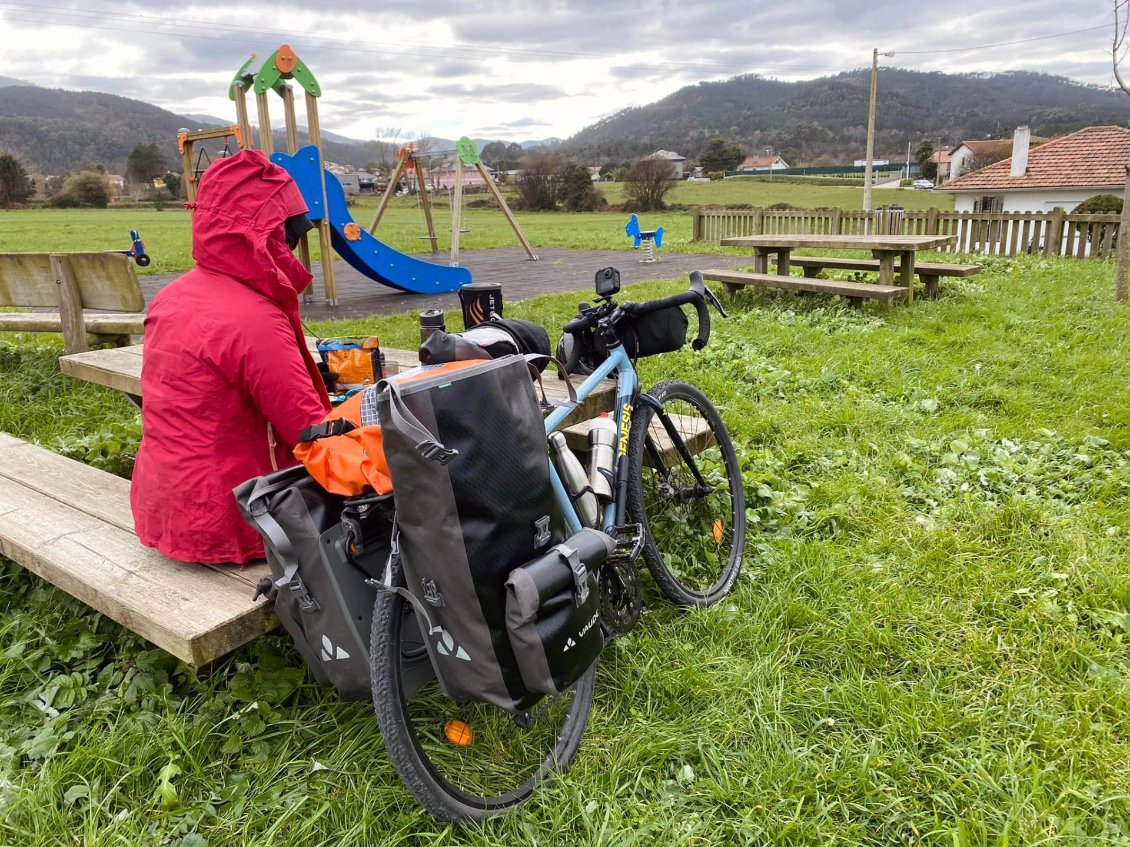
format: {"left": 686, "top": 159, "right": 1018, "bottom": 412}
{"left": 370, "top": 561, "right": 596, "bottom": 822}
{"left": 627, "top": 379, "right": 745, "bottom": 606}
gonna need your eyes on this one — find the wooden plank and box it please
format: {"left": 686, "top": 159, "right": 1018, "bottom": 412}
{"left": 720, "top": 234, "right": 956, "bottom": 251}
{"left": 59, "top": 343, "right": 616, "bottom": 426}
{"left": 0, "top": 312, "right": 145, "bottom": 335}
{"left": 0, "top": 472, "right": 275, "bottom": 665}
{"left": 561, "top": 413, "right": 713, "bottom": 465}
{"left": 702, "top": 269, "right": 904, "bottom": 301}
{"left": 51, "top": 254, "right": 88, "bottom": 354}
{"left": 777, "top": 257, "right": 980, "bottom": 276}
{"left": 0, "top": 253, "right": 142, "bottom": 312}
{"left": 0, "top": 436, "right": 266, "bottom": 592}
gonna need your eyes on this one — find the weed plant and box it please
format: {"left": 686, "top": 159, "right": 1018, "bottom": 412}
{"left": 0, "top": 254, "right": 1127, "bottom": 845}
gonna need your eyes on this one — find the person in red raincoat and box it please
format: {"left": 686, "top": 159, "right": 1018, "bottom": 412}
{"left": 131, "top": 150, "right": 331, "bottom": 564}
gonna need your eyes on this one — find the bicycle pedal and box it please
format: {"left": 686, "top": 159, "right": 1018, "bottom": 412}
{"left": 610, "top": 523, "right": 645, "bottom": 562}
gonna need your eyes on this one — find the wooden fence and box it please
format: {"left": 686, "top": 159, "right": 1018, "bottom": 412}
{"left": 691, "top": 207, "right": 1121, "bottom": 259}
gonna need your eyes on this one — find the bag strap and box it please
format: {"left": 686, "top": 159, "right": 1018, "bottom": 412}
{"left": 526, "top": 354, "right": 578, "bottom": 410}
{"left": 244, "top": 477, "right": 319, "bottom": 611}
{"left": 379, "top": 378, "right": 459, "bottom": 465}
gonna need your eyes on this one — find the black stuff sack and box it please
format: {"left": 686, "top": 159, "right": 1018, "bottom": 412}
{"left": 378, "top": 355, "right": 601, "bottom": 712}
{"left": 235, "top": 466, "right": 393, "bottom": 700}
{"left": 420, "top": 317, "right": 552, "bottom": 372}
{"left": 504, "top": 527, "right": 610, "bottom": 696}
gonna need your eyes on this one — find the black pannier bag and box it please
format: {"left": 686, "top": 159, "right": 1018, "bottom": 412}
{"left": 235, "top": 466, "right": 393, "bottom": 700}
{"left": 378, "top": 355, "right": 606, "bottom": 712}
{"left": 556, "top": 303, "right": 689, "bottom": 376}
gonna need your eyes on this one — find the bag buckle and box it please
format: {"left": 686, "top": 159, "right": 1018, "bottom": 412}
{"left": 559, "top": 544, "right": 589, "bottom": 607}
{"left": 416, "top": 441, "right": 459, "bottom": 465}
{"left": 289, "top": 575, "right": 321, "bottom": 613}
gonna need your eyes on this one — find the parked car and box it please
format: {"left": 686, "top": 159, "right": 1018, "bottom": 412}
{"left": 912, "top": 179, "right": 934, "bottom": 190}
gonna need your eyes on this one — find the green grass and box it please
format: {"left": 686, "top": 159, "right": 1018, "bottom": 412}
{"left": 0, "top": 181, "right": 953, "bottom": 276}
{"left": 1, "top": 255, "right": 1129, "bottom": 845}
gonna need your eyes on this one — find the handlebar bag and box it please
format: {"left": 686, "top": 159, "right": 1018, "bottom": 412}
{"left": 234, "top": 466, "right": 392, "bottom": 701}
{"left": 610, "top": 305, "right": 689, "bottom": 359}
{"left": 377, "top": 355, "right": 567, "bottom": 712}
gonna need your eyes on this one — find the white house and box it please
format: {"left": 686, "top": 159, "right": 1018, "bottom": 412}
{"left": 647, "top": 150, "right": 686, "bottom": 179}
{"left": 947, "top": 139, "right": 1014, "bottom": 182}
{"left": 737, "top": 154, "right": 790, "bottom": 172}
{"left": 943, "top": 125, "right": 1130, "bottom": 213}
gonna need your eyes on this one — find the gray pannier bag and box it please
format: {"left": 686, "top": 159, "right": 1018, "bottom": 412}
{"left": 377, "top": 355, "right": 609, "bottom": 712}
{"left": 234, "top": 466, "right": 393, "bottom": 700}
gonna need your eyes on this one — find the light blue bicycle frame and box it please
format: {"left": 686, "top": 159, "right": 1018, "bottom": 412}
{"left": 543, "top": 344, "right": 637, "bottom": 536}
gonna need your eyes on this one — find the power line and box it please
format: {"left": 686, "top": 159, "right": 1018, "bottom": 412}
{"left": 895, "top": 22, "right": 1111, "bottom": 55}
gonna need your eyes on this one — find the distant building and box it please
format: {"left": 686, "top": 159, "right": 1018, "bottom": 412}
{"left": 736, "top": 154, "right": 789, "bottom": 172}
{"left": 930, "top": 149, "right": 953, "bottom": 183}
{"left": 853, "top": 159, "right": 890, "bottom": 168}
{"left": 646, "top": 150, "right": 686, "bottom": 179}
{"left": 943, "top": 125, "right": 1130, "bottom": 213}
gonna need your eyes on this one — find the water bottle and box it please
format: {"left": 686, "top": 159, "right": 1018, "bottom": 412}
{"left": 419, "top": 308, "right": 445, "bottom": 347}
{"left": 586, "top": 413, "right": 617, "bottom": 502}
{"left": 548, "top": 432, "right": 600, "bottom": 528}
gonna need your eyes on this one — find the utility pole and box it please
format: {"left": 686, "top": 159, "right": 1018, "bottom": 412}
{"left": 864, "top": 48, "right": 894, "bottom": 213}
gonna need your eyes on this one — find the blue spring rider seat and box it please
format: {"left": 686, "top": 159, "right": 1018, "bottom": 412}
{"left": 625, "top": 214, "right": 664, "bottom": 263}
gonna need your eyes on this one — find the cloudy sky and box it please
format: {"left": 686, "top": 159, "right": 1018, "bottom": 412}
{"left": 0, "top": 0, "right": 1119, "bottom": 142}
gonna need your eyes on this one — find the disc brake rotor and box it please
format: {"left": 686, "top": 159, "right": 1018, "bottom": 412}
{"left": 599, "top": 558, "right": 642, "bottom": 636}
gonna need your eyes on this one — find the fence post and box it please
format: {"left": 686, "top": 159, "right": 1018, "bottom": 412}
{"left": 692, "top": 207, "right": 702, "bottom": 242}
{"left": 831, "top": 208, "right": 842, "bottom": 234}
{"left": 926, "top": 207, "right": 939, "bottom": 235}
{"left": 1046, "top": 207, "right": 1066, "bottom": 257}
{"left": 754, "top": 208, "right": 764, "bottom": 235}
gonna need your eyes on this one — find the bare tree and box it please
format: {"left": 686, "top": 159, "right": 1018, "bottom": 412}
{"left": 624, "top": 157, "right": 676, "bottom": 212}
{"left": 1110, "top": 0, "right": 1130, "bottom": 301}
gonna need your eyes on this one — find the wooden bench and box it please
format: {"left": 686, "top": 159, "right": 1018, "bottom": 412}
{"left": 773, "top": 256, "right": 981, "bottom": 298}
{"left": 0, "top": 252, "right": 146, "bottom": 353}
{"left": 562, "top": 413, "right": 713, "bottom": 464}
{"left": 700, "top": 269, "right": 905, "bottom": 304}
{"left": 0, "top": 433, "right": 275, "bottom": 665}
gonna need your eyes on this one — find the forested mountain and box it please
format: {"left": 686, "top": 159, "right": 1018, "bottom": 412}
{"left": 0, "top": 68, "right": 1126, "bottom": 176}
{"left": 558, "top": 69, "right": 1130, "bottom": 165}
{"left": 0, "top": 84, "right": 379, "bottom": 175}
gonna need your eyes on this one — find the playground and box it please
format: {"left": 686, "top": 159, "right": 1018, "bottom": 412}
{"left": 0, "top": 41, "right": 1128, "bottom": 847}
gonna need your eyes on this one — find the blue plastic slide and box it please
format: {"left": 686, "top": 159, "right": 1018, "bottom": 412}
{"left": 272, "top": 145, "right": 470, "bottom": 294}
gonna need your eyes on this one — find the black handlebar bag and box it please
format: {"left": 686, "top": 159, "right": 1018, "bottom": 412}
{"left": 377, "top": 356, "right": 564, "bottom": 713}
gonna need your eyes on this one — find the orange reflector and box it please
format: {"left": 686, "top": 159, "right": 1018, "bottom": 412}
{"left": 445, "top": 719, "right": 473, "bottom": 747}
{"left": 712, "top": 519, "right": 724, "bottom": 544}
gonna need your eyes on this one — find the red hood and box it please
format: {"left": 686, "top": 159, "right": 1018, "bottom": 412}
{"left": 191, "top": 149, "right": 314, "bottom": 305}
{"left": 189, "top": 149, "right": 329, "bottom": 411}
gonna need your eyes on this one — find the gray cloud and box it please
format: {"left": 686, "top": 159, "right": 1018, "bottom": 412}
{"left": 427, "top": 82, "right": 569, "bottom": 101}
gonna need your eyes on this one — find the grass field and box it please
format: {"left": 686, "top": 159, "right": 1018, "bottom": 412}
{"left": 0, "top": 251, "right": 1128, "bottom": 845}
{"left": 0, "top": 180, "right": 954, "bottom": 275}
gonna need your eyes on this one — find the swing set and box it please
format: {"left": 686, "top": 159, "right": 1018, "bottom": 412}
{"left": 177, "top": 125, "right": 244, "bottom": 203}
{"left": 367, "top": 138, "right": 537, "bottom": 267}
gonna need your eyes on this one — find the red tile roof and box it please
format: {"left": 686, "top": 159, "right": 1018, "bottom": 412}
{"left": 945, "top": 126, "right": 1130, "bottom": 192}
{"left": 739, "top": 155, "right": 787, "bottom": 169}
{"left": 930, "top": 150, "right": 952, "bottom": 164}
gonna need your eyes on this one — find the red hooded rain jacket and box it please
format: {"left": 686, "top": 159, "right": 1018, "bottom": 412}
{"left": 131, "top": 150, "right": 331, "bottom": 564}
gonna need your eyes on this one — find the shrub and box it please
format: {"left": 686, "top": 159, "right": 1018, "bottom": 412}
{"left": 0, "top": 151, "right": 35, "bottom": 208}
{"left": 1073, "top": 193, "right": 1122, "bottom": 214}
{"left": 51, "top": 171, "right": 110, "bottom": 208}
{"left": 560, "top": 162, "right": 604, "bottom": 212}
{"left": 707, "top": 171, "right": 724, "bottom": 181}
{"left": 624, "top": 158, "right": 676, "bottom": 212}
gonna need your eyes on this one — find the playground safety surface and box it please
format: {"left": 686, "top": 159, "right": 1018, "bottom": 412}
{"left": 139, "top": 247, "right": 747, "bottom": 321}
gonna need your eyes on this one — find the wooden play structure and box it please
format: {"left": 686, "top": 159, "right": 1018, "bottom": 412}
{"left": 177, "top": 126, "right": 244, "bottom": 203}
{"left": 368, "top": 138, "right": 538, "bottom": 267}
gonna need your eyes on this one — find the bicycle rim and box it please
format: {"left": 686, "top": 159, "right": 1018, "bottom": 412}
{"left": 628, "top": 380, "right": 745, "bottom": 605}
{"left": 371, "top": 578, "right": 595, "bottom": 821}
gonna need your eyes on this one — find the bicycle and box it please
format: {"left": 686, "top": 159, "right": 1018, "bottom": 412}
{"left": 368, "top": 269, "right": 746, "bottom": 821}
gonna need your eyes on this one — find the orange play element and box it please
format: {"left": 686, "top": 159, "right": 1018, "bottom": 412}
{"left": 276, "top": 44, "right": 298, "bottom": 74}
{"left": 712, "top": 519, "right": 724, "bottom": 544}
{"left": 444, "top": 719, "right": 473, "bottom": 747}
{"left": 399, "top": 144, "right": 416, "bottom": 170}
{"left": 343, "top": 222, "right": 361, "bottom": 241}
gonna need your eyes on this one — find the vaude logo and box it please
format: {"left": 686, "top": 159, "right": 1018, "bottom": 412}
{"left": 320, "top": 634, "right": 351, "bottom": 662}
{"left": 563, "top": 612, "right": 599, "bottom": 652}
{"left": 430, "top": 625, "right": 472, "bottom": 661}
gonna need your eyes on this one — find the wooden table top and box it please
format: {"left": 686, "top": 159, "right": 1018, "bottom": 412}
{"left": 59, "top": 341, "right": 612, "bottom": 424}
{"left": 721, "top": 234, "right": 957, "bottom": 251}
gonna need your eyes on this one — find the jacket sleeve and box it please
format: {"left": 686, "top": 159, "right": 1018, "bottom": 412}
{"left": 235, "top": 310, "right": 327, "bottom": 447}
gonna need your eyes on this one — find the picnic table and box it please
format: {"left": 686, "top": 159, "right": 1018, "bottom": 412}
{"left": 58, "top": 341, "right": 615, "bottom": 437}
{"left": 708, "top": 233, "right": 959, "bottom": 304}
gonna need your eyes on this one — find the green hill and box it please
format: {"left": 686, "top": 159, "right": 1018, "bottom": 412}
{"left": 559, "top": 69, "right": 1130, "bottom": 165}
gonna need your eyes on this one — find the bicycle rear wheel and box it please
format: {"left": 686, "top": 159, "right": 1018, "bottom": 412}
{"left": 370, "top": 561, "right": 595, "bottom": 822}
{"left": 627, "top": 379, "right": 745, "bottom": 606}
